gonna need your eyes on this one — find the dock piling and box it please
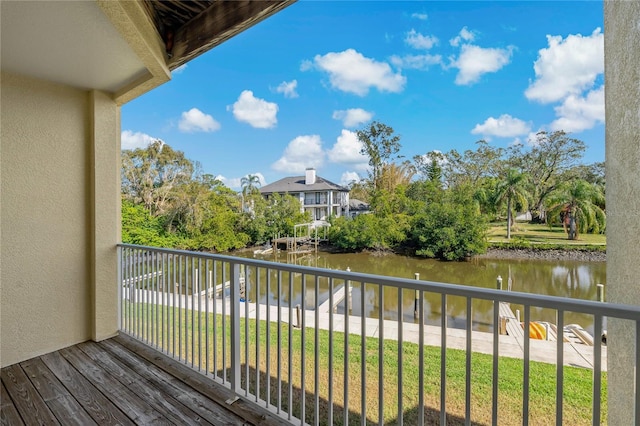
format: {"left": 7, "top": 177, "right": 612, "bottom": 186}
{"left": 414, "top": 273, "right": 420, "bottom": 318}
{"left": 597, "top": 284, "right": 604, "bottom": 302}
{"left": 497, "top": 275, "right": 503, "bottom": 291}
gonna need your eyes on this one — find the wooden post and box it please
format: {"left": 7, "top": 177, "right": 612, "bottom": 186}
{"left": 295, "top": 304, "right": 302, "bottom": 328}
{"left": 414, "top": 273, "right": 420, "bottom": 318}
{"left": 346, "top": 267, "right": 352, "bottom": 312}
{"left": 597, "top": 284, "right": 605, "bottom": 302}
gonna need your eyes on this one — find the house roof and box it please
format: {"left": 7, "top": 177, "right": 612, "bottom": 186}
{"left": 349, "top": 198, "right": 370, "bottom": 210}
{"left": 260, "top": 176, "right": 349, "bottom": 194}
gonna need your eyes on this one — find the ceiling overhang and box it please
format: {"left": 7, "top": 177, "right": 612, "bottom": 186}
{"left": 1, "top": 1, "right": 295, "bottom": 105}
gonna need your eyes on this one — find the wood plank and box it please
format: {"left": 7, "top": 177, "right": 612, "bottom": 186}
{"left": 1, "top": 382, "right": 24, "bottom": 426}
{"left": 58, "top": 346, "right": 165, "bottom": 425}
{"left": 76, "top": 341, "right": 214, "bottom": 425}
{"left": 20, "top": 358, "right": 97, "bottom": 426}
{"left": 1, "top": 364, "right": 59, "bottom": 425}
{"left": 40, "top": 351, "right": 135, "bottom": 426}
{"left": 99, "top": 339, "right": 247, "bottom": 425}
{"left": 168, "top": 0, "right": 295, "bottom": 69}
{"left": 115, "top": 334, "right": 292, "bottom": 426}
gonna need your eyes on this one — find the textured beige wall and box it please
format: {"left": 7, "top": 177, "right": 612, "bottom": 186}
{"left": 604, "top": 1, "right": 640, "bottom": 424}
{"left": 1, "top": 72, "right": 92, "bottom": 366}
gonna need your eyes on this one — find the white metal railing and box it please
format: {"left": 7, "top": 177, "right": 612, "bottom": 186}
{"left": 117, "top": 244, "right": 640, "bottom": 425}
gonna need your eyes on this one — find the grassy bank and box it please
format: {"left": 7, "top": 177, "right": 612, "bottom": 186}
{"left": 488, "top": 222, "right": 606, "bottom": 249}
{"left": 127, "top": 304, "right": 606, "bottom": 425}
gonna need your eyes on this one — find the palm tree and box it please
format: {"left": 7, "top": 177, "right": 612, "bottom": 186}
{"left": 494, "top": 169, "right": 529, "bottom": 240}
{"left": 241, "top": 174, "right": 261, "bottom": 198}
{"left": 546, "top": 179, "right": 605, "bottom": 240}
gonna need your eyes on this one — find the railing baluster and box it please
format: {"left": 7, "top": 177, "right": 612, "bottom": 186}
{"left": 205, "top": 260, "right": 210, "bottom": 376}
{"left": 245, "top": 264, "right": 249, "bottom": 397}
{"left": 266, "top": 268, "right": 272, "bottom": 409}
{"left": 277, "top": 270, "right": 282, "bottom": 414}
{"left": 465, "top": 297, "right": 472, "bottom": 425}
{"left": 556, "top": 310, "right": 564, "bottom": 425}
{"left": 523, "top": 305, "right": 530, "bottom": 426}
{"left": 592, "top": 314, "right": 602, "bottom": 426}
{"left": 441, "top": 293, "right": 447, "bottom": 425}
{"left": 344, "top": 276, "right": 351, "bottom": 426}
{"left": 288, "top": 271, "right": 293, "bottom": 420}
{"left": 213, "top": 261, "right": 218, "bottom": 380}
{"left": 155, "top": 251, "right": 159, "bottom": 349}
{"left": 222, "top": 263, "right": 227, "bottom": 383}
{"left": 378, "top": 283, "right": 384, "bottom": 426}
{"left": 191, "top": 257, "right": 195, "bottom": 368}
{"left": 255, "top": 266, "right": 260, "bottom": 403}
{"left": 314, "top": 275, "right": 320, "bottom": 425}
{"left": 230, "top": 262, "right": 241, "bottom": 394}
{"left": 397, "top": 287, "right": 403, "bottom": 426}
{"left": 328, "top": 277, "right": 334, "bottom": 425}
{"left": 418, "top": 290, "right": 424, "bottom": 426}
{"left": 361, "top": 281, "right": 366, "bottom": 426}
{"left": 492, "top": 297, "right": 499, "bottom": 426}
{"left": 301, "top": 273, "right": 306, "bottom": 424}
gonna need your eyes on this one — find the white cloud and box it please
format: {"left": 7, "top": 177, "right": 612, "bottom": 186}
{"left": 525, "top": 28, "right": 604, "bottom": 104}
{"left": 327, "top": 130, "right": 369, "bottom": 169}
{"left": 471, "top": 114, "right": 532, "bottom": 138}
{"left": 450, "top": 27, "right": 476, "bottom": 47}
{"left": 332, "top": 109, "right": 374, "bottom": 128}
{"left": 340, "top": 171, "right": 362, "bottom": 186}
{"left": 550, "top": 85, "right": 605, "bottom": 132}
{"left": 299, "top": 60, "right": 313, "bottom": 71}
{"left": 229, "top": 90, "right": 278, "bottom": 128}
{"left": 310, "top": 49, "right": 406, "bottom": 96}
{"left": 271, "top": 135, "right": 325, "bottom": 173}
{"left": 390, "top": 54, "right": 442, "bottom": 70}
{"left": 220, "top": 173, "right": 266, "bottom": 190}
{"left": 405, "top": 29, "right": 438, "bottom": 50}
{"left": 178, "top": 108, "right": 221, "bottom": 133}
{"left": 452, "top": 44, "right": 513, "bottom": 85}
{"left": 171, "top": 64, "right": 187, "bottom": 75}
{"left": 121, "top": 130, "right": 158, "bottom": 150}
{"left": 274, "top": 80, "right": 299, "bottom": 98}
{"left": 411, "top": 12, "right": 428, "bottom": 21}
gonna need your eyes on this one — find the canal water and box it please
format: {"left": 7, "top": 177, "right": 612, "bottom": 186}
{"left": 232, "top": 250, "right": 606, "bottom": 334}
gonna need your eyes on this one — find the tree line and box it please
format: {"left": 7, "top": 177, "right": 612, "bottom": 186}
{"left": 329, "top": 121, "right": 604, "bottom": 259}
{"left": 122, "top": 123, "right": 604, "bottom": 260}
{"left": 121, "top": 140, "right": 309, "bottom": 251}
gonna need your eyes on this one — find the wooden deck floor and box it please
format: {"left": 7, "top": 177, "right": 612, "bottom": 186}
{"left": 1, "top": 334, "right": 290, "bottom": 426}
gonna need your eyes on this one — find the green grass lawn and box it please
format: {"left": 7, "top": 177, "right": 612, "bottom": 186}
{"left": 126, "top": 304, "right": 606, "bottom": 425}
{"left": 487, "top": 222, "right": 606, "bottom": 247}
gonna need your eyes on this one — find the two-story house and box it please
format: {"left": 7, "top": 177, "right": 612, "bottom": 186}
{"left": 259, "top": 168, "right": 349, "bottom": 224}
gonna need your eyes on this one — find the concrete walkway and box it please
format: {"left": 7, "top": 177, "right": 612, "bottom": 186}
{"left": 126, "top": 289, "right": 606, "bottom": 371}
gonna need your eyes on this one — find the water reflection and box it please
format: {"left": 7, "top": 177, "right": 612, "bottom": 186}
{"left": 229, "top": 251, "right": 606, "bottom": 334}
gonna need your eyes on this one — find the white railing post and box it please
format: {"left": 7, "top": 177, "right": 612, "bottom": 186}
{"left": 117, "top": 246, "right": 122, "bottom": 332}
{"left": 230, "top": 261, "right": 242, "bottom": 394}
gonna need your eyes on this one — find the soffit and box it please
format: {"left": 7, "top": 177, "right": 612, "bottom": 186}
{"left": 1, "top": 1, "right": 148, "bottom": 94}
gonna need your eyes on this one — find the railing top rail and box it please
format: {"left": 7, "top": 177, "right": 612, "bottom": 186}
{"left": 118, "top": 243, "right": 640, "bottom": 320}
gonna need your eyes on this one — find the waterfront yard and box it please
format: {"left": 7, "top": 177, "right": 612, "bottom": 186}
{"left": 488, "top": 222, "right": 606, "bottom": 246}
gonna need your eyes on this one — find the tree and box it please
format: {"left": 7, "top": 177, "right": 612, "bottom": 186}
{"left": 409, "top": 186, "right": 487, "bottom": 260}
{"left": 122, "top": 140, "right": 194, "bottom": 215}
{"left": 546, "top": 179, "right": 605, "bottom": 240}
{"left": 508, "top": 131, "right": 586, "bottom": 222}
{"left": 413, "top": 151, "right": 444, "bottom": 186}
{"left": 494, "top": 169, "right": 529, "bottom": 240}
{"left": 439, "top": 140, "right": 505, "bottom": 189}
{"left": 356, "top": 121, "right": 402, "bottom": 192}
{"left": 241, "top": 174, "right": 261, "bottom": 197}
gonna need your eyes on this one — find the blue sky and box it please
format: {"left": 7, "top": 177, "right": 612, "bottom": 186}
{"left": 122, "top": 1, "right": 604, "bottom": 190}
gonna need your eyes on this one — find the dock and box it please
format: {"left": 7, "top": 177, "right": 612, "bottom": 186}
{"left": 316, "top": 284, "right": 353, "bottom": 313}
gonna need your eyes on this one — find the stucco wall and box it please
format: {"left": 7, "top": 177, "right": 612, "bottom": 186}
{"left": 604, "top": 1, "right": 640, "bottom": 424}
{"left": 1, "top": 72, "right": 92, "bottom": 366}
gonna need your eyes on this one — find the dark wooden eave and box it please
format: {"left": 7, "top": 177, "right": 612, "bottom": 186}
{"left": 142, "top": 0, "right": 296, "bottom": 71}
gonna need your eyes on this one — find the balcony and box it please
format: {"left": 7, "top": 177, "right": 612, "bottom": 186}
{"left": 3, "top": 244, "right": 638, "bottom": 425}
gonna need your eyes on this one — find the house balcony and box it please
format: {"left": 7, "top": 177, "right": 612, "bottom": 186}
{"left": 3, "top": 244, "right": 639, "bottom": 425}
